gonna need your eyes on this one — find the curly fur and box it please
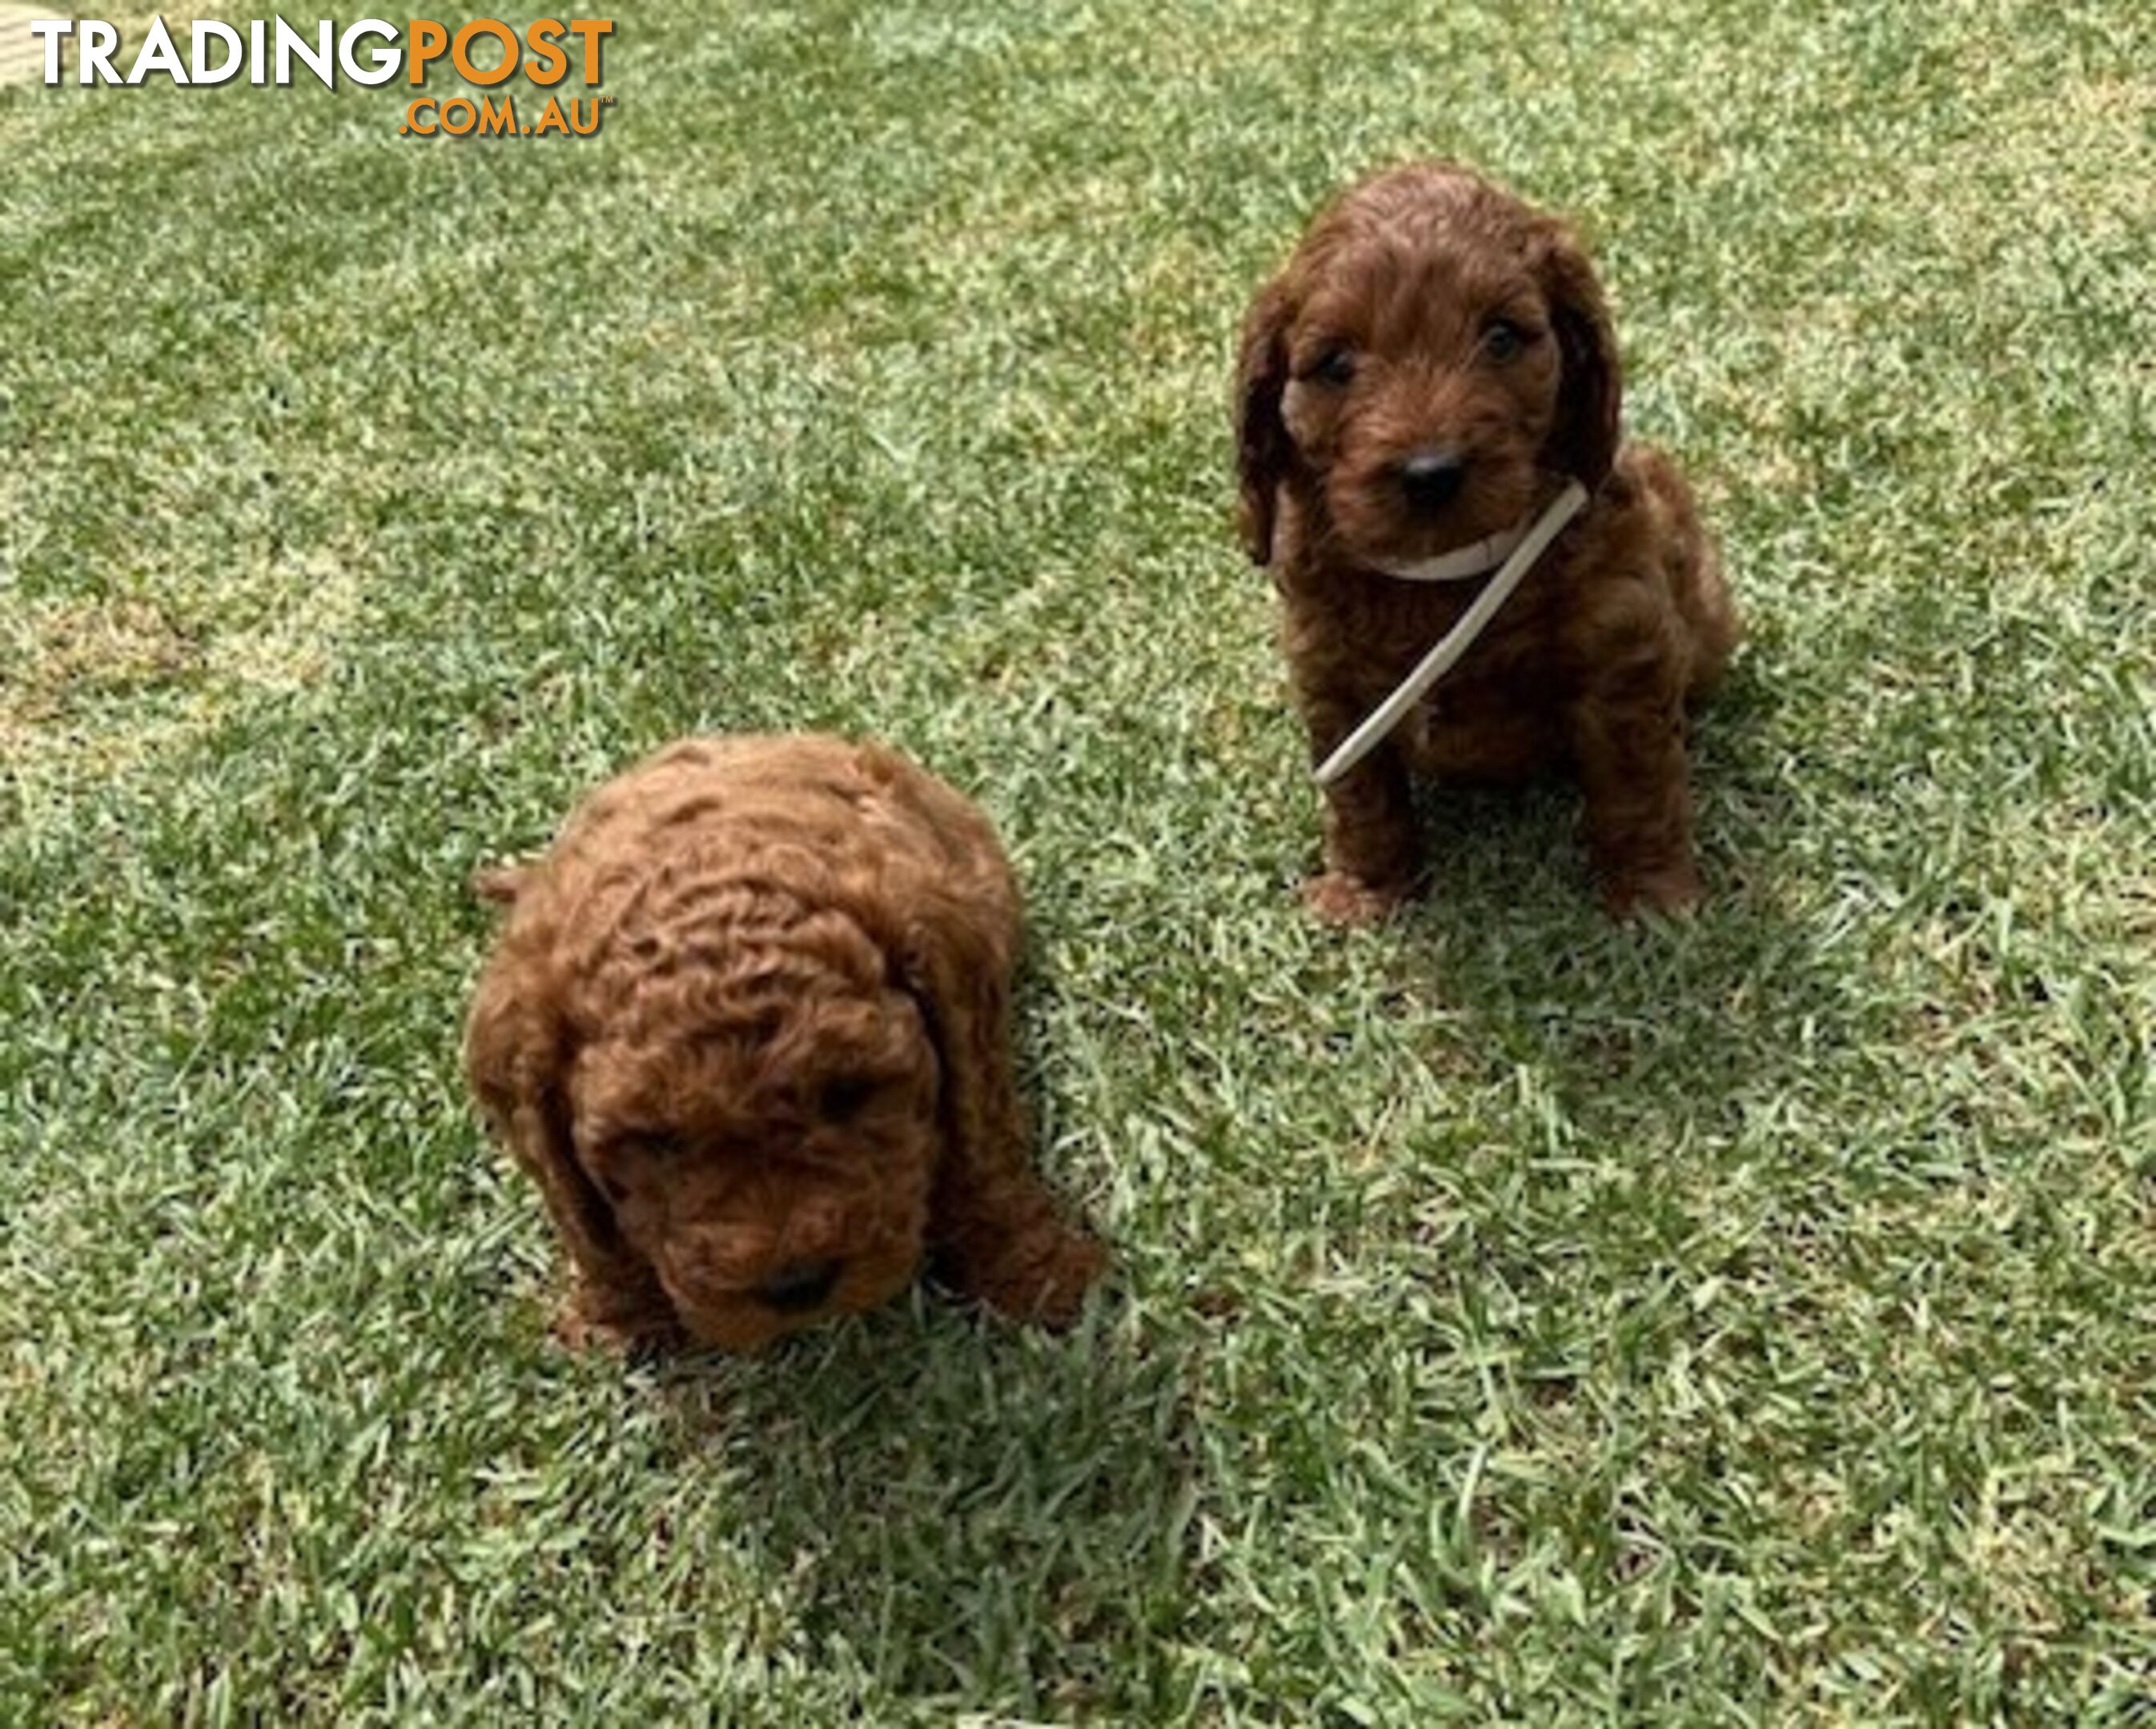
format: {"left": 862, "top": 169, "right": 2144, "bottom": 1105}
{"left": 1235, "top": 161, "right": 1741, "bottom": 922}
{"left": 464, "top": 735, "right": 1106, "bottom": 1353}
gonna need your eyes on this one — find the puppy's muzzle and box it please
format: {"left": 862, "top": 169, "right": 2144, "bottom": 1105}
{"left": 1397, "top": 447, "right": 1467, "bottom": 515}
{"left": 755, "top": 1258, "right": 842, "bottom": 1313}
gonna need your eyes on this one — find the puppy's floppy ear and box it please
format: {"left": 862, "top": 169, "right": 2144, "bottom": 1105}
{"left": 886, "top": 883, "right": 1021, "bottom": 1189}
{"left": 1233, "top": 274, "right": 1295, "bottom": 566}
{"left": 854, "top": 754, "right": 1106, "bottom": 1325}
{"left": 1536, "top": 221, "right": 1623, "bottom": 488}
{"left": 858, "top": 764, "right": 1030, "bottom": 1193}
{"left": 465, "top": 942, "right": 661, "bottom": 1320}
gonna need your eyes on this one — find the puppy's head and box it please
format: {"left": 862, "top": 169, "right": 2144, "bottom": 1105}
{"left": 471, "top": 861, "right": 942, "bottom": 1354}
{"left": 1235, "top": 161, "right": 1620, "bottom": 569}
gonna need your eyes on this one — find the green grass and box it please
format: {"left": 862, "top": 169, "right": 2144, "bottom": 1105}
{"left": 3, "top": 1, "right": 2154, "bottom": 1721}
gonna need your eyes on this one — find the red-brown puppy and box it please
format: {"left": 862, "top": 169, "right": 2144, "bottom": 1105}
{"left": 465, "top": 735, "right": 1106, "bottom": 1353}
{"left": 1235, "top": 160, "right": 1740, "bottom": 924}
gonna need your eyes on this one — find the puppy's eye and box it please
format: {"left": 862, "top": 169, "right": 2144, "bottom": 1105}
{"left": 1305, "top": 347, "right": 1357, "bottom": 387}
{"left": 1481, "top": 319, "right": 1533, "bottom": 363}
{"left": 817, "top": 1075, "right": 876, "bottom": 1122}
{"left": 616, "top": 1131, "right": 685, "bottom": 1162}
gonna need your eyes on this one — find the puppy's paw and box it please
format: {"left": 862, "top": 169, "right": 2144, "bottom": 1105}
{"left": 554, "top": 1282, "right": 682, "bottom": 1355}
{"left": 1602, "top": 861, "right": 1704, "bottom": 921}
{"left": 965, "top": 1226, "right": 1109, "bottom": 1330}
{"left": 1027, "top": 1230, "right": 1110, "bottom": 1328}
{"left": 1301, "top": 870, "right": 1412, "bottom": 928}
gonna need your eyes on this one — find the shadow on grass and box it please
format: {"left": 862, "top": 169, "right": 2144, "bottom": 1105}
{"left": 643, "top": 1296, "right": 1198, "bottom": 1715}
{"left": 1378, "top": 655, "right": 1865, "bottom": 1135}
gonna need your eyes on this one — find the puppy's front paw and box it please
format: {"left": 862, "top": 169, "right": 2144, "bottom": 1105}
{"left": 1601, "top": 861, "right": 1704, "bottom": 921}
{"left": 1022, "top": 1230, "right": 1110, "bottom": 1328}
{"left": 962, "top": 1226, "right": 1109, "bottom": 1330}
{"left": 554, "top": 1279, "right": 682, "bottom": 1355}
{"left": 1301, "top": 871, "right": 1412, "bottom": 928}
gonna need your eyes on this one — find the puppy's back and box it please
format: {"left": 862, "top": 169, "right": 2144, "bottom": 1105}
{"left": 1620, "top": 447, "right": 1741, "bottom": 700}
{"left": 495, "top": 734, "right": 1014, "bottom": 941}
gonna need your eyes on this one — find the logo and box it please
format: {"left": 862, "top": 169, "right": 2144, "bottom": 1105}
{"left": 24, "top": 16, "right": 618, "bottom": 138}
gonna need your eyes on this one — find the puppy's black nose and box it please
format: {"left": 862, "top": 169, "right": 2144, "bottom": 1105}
{"left": 1398, "top": 448, "right": 1467, "bottom": 514}
{"left": 755, "top": 1258, "right": 841, "bottom": 1314}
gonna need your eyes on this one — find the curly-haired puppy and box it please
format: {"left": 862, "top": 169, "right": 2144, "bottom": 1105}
{"left": 1235, "top": 161, "right": 1740, "bottom": 924}
{"left": 464, "top": 735, "right": 1106, "bottom": 1354}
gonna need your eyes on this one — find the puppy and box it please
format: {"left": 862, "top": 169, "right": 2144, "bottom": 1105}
{"left": 464, "top": 734, "right": 1106, "bottom": 1353}
{"left": 1235, "top": 161, "right": 1740, "bottom": 924}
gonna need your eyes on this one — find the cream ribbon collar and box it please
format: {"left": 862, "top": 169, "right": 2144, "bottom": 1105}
{"left": 1313, "top": 481, "right": 1588, "bottom": 788}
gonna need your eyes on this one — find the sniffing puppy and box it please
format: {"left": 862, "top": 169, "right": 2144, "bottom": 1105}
{"left": 1235, "top": 161, "right": 1740, "bottom": 925}
{"left": 464, "top": 735, "right": 1106, "bottom": 1354}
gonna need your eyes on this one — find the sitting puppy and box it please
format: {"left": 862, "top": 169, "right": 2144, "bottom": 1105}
{"left": 1235, "top": 160, "right": 1740, "bottom": 924}
{"left": 464, "top": 734, "right": 1106, "bottom": 1353}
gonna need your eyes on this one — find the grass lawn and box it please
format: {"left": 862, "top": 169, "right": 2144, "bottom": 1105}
{"left": 4, "top": 1, "right": 2154, "bottom": 1721}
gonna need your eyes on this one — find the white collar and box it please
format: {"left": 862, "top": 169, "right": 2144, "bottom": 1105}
{"left": 1368, "top": 518, "right": 1534, "bottom": 584}
{"left": 1315, "top": 481, "right": 1589, "bottom": 788}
